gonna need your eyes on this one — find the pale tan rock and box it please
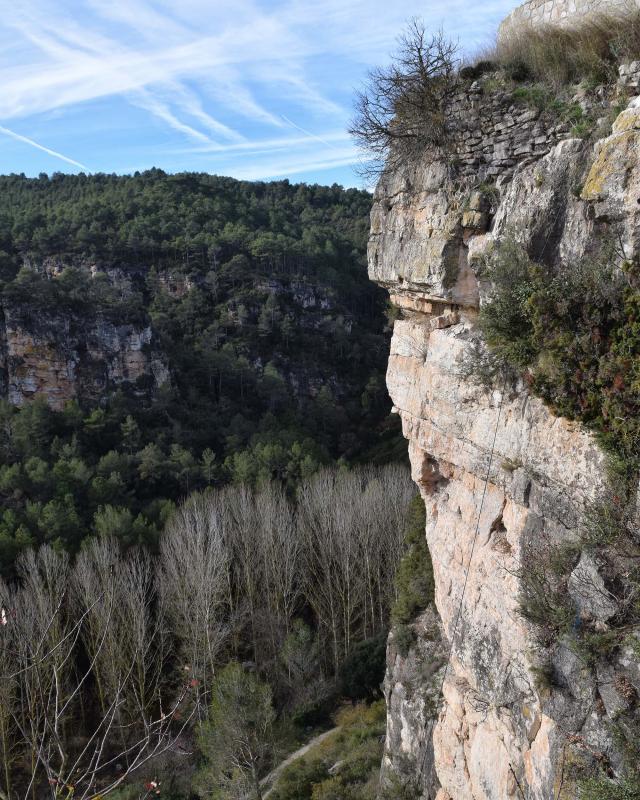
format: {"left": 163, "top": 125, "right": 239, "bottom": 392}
{"left": 0, "top": 274, "right": 169, "bottom": 409}
{"left": 370, "top": 85, "right": 640, "bottom": 800}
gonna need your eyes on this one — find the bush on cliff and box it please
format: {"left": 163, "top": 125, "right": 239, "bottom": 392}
{"left": 476, "top": 238, "right": 640, "bottom": 666}
{"left": 579, "top": 777, "right": 640, "bottom": 800}
{"left": 475, "top": 239, "right": 640, "bottom": 482}
{"left": 496, "top": 10, "right": 640, "bottom": 88}
{"left": 391, "top": 494, "right": 434, "bottom": 626}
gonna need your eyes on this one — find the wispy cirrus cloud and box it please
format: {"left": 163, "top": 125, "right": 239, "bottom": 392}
{"left": 0, "top": 0, "right": 518, "bottom": 183}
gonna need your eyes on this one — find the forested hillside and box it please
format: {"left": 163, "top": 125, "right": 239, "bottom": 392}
{"left": 0, "top": 171, "right": 403, "bottom": 570}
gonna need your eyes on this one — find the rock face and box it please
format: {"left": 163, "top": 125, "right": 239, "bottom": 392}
{"left": 382, "top": 608, "right": 446, "bottom": 798}
{"left": 0, "top": 309, "right": 168, "bottom": 410}
{"left": 370, "top": 56, "right": 640, "bottom": 800}
{"left": 0, "top": 262, "right": 169, "bottom": 410}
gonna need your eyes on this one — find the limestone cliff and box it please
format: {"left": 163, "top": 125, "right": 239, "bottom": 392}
{"left": 0, "top": 260, "right": 169, "bottom": 410}
{"left": 370, "top": 34, "right": 640, "bottom": 800}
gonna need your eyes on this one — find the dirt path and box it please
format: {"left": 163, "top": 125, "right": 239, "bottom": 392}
{"left": 260, "top": 727, "right": 340, "bottom": 799}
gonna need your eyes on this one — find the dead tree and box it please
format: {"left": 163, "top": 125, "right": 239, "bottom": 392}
{"left": 350, "top": 19, "right": 459, "bottom": 176}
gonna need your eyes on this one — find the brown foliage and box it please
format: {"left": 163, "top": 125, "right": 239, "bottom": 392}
{"left": 496, "top": 9, "right": 640, "bottom": 88}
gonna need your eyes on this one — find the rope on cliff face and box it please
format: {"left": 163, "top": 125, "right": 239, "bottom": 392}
{"left": 509, "top": 759, "right": 528, "bottom": 800}
{"left": 423, "top": 379, "right": 509, "bottom": 790}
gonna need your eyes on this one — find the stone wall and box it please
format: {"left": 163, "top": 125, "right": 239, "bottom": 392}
{"left": 500, "top": 0, "right": 640, "bottom": 36}
{"left": 446, "top": 85, "right": 572, "bottom": 181}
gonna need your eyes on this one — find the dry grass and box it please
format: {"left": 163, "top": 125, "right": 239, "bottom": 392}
{"left": 495, "top": 9, "right": 640, "bottom": 88}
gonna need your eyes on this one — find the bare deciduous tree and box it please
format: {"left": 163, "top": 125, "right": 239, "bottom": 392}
{"left": 1, "top": 544, "right": 192, "bottom": 800}
{"left": 0, "top": 576, "right": 18, "bottom": 800}
{"left": 74, "top": 540, "right": 168, "bottom": 742}
{"left": 159, "top": 493, "right": 230, "bottom": 714}
{"left": 298, "top": 465, "right": 414, "bottom": 671}
{"left": 0, "top": 463, "right": 414, "bottom": 798}
{"left": 254, "top": 483, "right": 301, "bottom": 667}
{"left": 223, "top": 485, "right": 264, "bottom": 659}
{"left": 350, "top": 19, "right": 459, "bottom": 176}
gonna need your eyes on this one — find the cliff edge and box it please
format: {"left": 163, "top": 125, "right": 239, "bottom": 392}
{"left": 369, "top": 6, "right": 640, "bottom": 798}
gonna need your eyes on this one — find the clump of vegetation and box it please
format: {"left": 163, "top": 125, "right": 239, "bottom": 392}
{"left": 496, "top": 11, "right": 640, "bottom": 88}
{"left": 339, "top": 634, "right": 387, "bottom": 701}
{"left": 476, "top": 239, "right": 640, "bottom": 481}
{"left": 196, "top": 663, "right": 276, "bottom": 799}
{"left": 269, "top": 702, "right": 387, "bottom": 800}
{"left": 350, "top": 19, "right": 459, "bottom": 175}
{"left": 511, "top": 87, "right": 594, "bottom": 134}
{"left": 391, "top": 494, "right": 434, "bottom": 626}
{"left": 393, "top": 624, "right": 418, "bottom": 659}
{"left": 474, "top": 236, "right": 640, "bottom": 665}
{"left": 579, "top": 777, "right": 640, "bottom": 800}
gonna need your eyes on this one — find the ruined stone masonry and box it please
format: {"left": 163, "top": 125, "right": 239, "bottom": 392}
{"left": 371, "top": 2, "right": 640, "bottom": 799}
{"left": 501, "top": 0, "right": 640, "bottom": 37}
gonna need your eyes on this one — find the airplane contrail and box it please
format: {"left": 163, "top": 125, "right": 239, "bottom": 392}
{"left": 281, "top": 115, "right": 334, "bottom": 148}
{"left": 0, "top": 125, "right": 88, "bottom": 170}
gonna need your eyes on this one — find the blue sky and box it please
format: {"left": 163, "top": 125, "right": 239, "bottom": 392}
{"left": 0, "top": 0, "right": 518, "bottom": 187}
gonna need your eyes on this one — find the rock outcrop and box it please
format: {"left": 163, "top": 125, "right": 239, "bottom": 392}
{"left": 0, "top": 261, "right": 169, "bottom": 409}
{"left": 370, "top": 36, "right": 640, "bottom": 800}
{"left": 0, "top": 308, "right": 168, "bottom": 410}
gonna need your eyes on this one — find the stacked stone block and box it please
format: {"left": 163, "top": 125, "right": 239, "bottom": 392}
{"left": 445, "top": 85, "right": 571, "bottom": 181}
{"left": 500, "top": 0, "right": 640, "bottom": 37}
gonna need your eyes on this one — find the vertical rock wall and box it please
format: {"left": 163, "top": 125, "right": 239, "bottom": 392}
{"left": 370, "top": 67, "right": 640, "bottom": 799}
{"left": 0, "top": 261, "right": 169, "bottom": 409}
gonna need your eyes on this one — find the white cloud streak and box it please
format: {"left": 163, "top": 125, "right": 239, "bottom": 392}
{"left": 281, "top": 115, "right": 335, "bottom": 148}
{"left": 0, "top": 124, "right": 87, "bottom": 169}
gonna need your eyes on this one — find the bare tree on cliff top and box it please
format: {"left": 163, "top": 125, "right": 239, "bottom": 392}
{"left": 350, "top": 19, "right": 459, "bottom": 178}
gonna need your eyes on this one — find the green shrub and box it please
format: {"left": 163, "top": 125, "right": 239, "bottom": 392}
{"left": 476, "top": 239, "right": 540, "bottom": 371}
{"left": 379, "top": 774, "right": 422, "bottom": 800}
{"left": 582, "top": 498, "right": 637, "bottom": 548}
{"left": 339, "top": 634, "right": 387, "bottom": 701}
{"left": 334, "top": 737, "right": 383, "bottom": 785}
{"left": 270, "top": 702, "right": 386, "bottom": 800}
{"left": 517, "top": 562, "right": 575, "bottom": 645}
{"left": 393, "top": 624, "right": 417, "bottom": 658}
{"left": 476, "top": 240, "right": 640, "bottom": 484}
{"left": 270, "top": 757, "right": 329, "bottom": 800}
{"left": 579, "top": 777, "right": 640, "bottom": 800}
{"left": 392, "top": 495, "right": 434, "bottom": 626}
